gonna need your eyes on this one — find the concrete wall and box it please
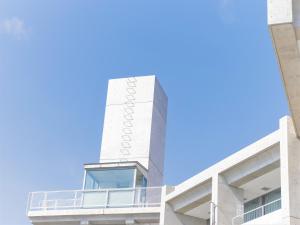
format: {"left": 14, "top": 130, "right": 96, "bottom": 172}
{"left": 212, "top": 175, "right": 243, "bottom": 225}
{"left": 148, "top": 79, "right": 168, "bottom": 186}
{"left": 280, "top": 116, "right": 300, "bottom": 225}
{"left": 162, "top": 203, "right": 207, "bottom": 225}
{"left": 268, "top": 0, "right": 300, "bottom": 138}
{"left": 99, "top": 75, "right": 168, "bottom": 186}
{"left": 267, "top": 0, "right": 293, "bottom": 25}
{"left": 160, "top": 186, "right": 207, "bottom": 225}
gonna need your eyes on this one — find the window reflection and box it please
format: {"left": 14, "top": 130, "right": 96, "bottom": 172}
{"left": 84, "top": 168, "right": 135, "bottom": 189}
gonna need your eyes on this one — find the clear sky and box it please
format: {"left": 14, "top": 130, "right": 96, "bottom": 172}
{"left": 0, "top": 0, "right": 288, "bottom": 225}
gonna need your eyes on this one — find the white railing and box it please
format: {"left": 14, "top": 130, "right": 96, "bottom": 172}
{"left": 27, "top": 187, "right": 162, "bottom": 212}
{"left": 232, "top": 198, "right": 281, "bottom": 225}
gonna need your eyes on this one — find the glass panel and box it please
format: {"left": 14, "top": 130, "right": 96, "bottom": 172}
{"left": 134, "top": 170, "right": 147, "bottom": 205}
{"left": 243, "top": 188, "right": 281, "bottom": 222}
{"left": 244, "top": 197, "right": 261, "bottom": 212}
{"left": 244, "top": 197, "right": 262, "bottom": 222}
{"left": 84, "top": 172, "right": 95, "bottom": 190}
{"left": 263, "top": 188, "right": 281, "bottom": 204}
{"left": 135, "top": 170, "right": 147, "bottom": 187}
{"left": 84, "top": 168, "right": 135, "bottom": 189}
{"left": 244, "top": 207, "right": 263, "bottom": 222}
{"left": 108, "top": 190, "right": 134, "bottom": 207}
{"left": 82, "top": 191, "right": 107, "bottom": 208}
{"left": 263, "top": 188, "right": 281, "bottom": 215}
{"left": 264, "top": 199, "right": 281, "bottom": 215}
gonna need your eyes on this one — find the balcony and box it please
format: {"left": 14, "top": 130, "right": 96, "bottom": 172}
{"left": 232, "top": 198, "right": 281, "bottom": 225}
{"left": 27, "top": 187, "right": 162, "bottom": 212}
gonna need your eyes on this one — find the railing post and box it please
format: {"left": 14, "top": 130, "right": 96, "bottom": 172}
{"left": 134, "top": 188, "right": 139, "bottom": 207}
{"left": 74, "top": 191, "right": 78, "bottom": 208}
{"left": 105, "top": 190, "right": 109, "bottom": 208}
{"left": 43, "top": 192, "right": 48, "bottom": 210}
{"left": 80, "top": 190, "right": 84, "bottom": 208}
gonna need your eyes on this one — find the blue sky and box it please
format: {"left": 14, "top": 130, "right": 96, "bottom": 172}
{"left": 0, "top": 1, "right": 288, "bottom": 225}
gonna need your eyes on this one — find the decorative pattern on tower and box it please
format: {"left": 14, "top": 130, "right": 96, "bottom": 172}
{"left": 120, "top": 77, "right": 137, "bottom": 159}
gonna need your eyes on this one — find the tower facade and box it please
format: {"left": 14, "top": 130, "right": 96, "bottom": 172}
{"left": 99, "top": 75, "right": 168, "bottom": 186}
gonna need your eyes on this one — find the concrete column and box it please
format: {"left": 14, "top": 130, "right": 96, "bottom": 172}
{"left": 280, "top": 116, "right": 300, "bottom": 225}
{"left": 160, "top": 186, "right": 207, "bottom": 225}
{"left": 211, "top": 174, "right": 243, "bottom": 225}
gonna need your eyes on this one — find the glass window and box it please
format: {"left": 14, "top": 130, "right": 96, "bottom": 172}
{"left": 263, "top": 188, "right": 281, "bottom": 204}
{"left": 244, "top": 188, "right": 281, "bottom": 222}
{"left": 244, "top": 197, "right": 261, "bottom": 213}
{"left": 84, "top": 168, "right": 135, "bottom": 190}
{"left": 244, "top": 197, "right": 262, "bottom": 222}
{"left": 135, "top": 170, "right": 147, "bottom": 187}
{"left": 263, "top": 188, "right": 281, "bottom": 215}
{"left": 244, "top": 188, "right": 281, "bottom": 213}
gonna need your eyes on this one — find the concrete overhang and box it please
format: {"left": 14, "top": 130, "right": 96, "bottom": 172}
{"left": 268, "top": 0, "right": 300, "bottom": 138}
{"left": 84, "top": 161, "right": 148, "bottom": 178}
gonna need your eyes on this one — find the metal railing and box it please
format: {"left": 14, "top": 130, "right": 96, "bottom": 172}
{"left": 232, "top": 198, "right": 281, "bottom": 225}
{"left": 27, "top": 187, "right": 162, "bottom": 212}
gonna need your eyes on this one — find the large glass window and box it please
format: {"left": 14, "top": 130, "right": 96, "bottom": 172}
{"left": 84, "top": 168, "right": 135, "bottom": 190}
{"left": 244, "top": 188, "right": 281, "bottom": 222}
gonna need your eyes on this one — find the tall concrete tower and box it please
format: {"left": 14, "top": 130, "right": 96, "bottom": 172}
{"left": 99, "top": 75, "right": 168, "bottom": 186}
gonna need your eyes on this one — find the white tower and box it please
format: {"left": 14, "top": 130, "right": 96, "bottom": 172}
{"left": 99, "top": 75, "right": 168, "bottom": 186}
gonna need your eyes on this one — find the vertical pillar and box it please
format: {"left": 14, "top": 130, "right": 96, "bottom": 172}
{"left": 211, "top": 174, "right": 243, "bottom": 225}
{"left": 160, "top": 186, "right": 175, "bottom": 225}
{"left": 160, "top": 186, "right": 207, "bottom": 225}
{"left": 280, "top": 116, "right": 300, "bottom": 225}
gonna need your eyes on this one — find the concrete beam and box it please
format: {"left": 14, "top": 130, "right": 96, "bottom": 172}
{"left": 268, "top": 0, "right": 293, "bottom": 25}
{"left": 222, "top": 144, "right": 280, "bottom": 187}
{"left": 168, "top": 180, "right": 211, "bottom": 213}
{"left": 268, "top": 0, "right": 300, "bottom": 138}
{"left": 211, "top": 175, "right": 243, "bottom": 225}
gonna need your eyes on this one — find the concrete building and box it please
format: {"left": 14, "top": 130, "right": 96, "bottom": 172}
{"left": 27, "top": 1, "right": 300, "bottom": 225}
{"left": 27, "top": 75, "right": 168, "bottom": 225}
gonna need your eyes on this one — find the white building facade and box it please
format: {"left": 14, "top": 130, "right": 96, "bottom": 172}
{"left": 27, "top": 1, "right": 300, "bottom": 225}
